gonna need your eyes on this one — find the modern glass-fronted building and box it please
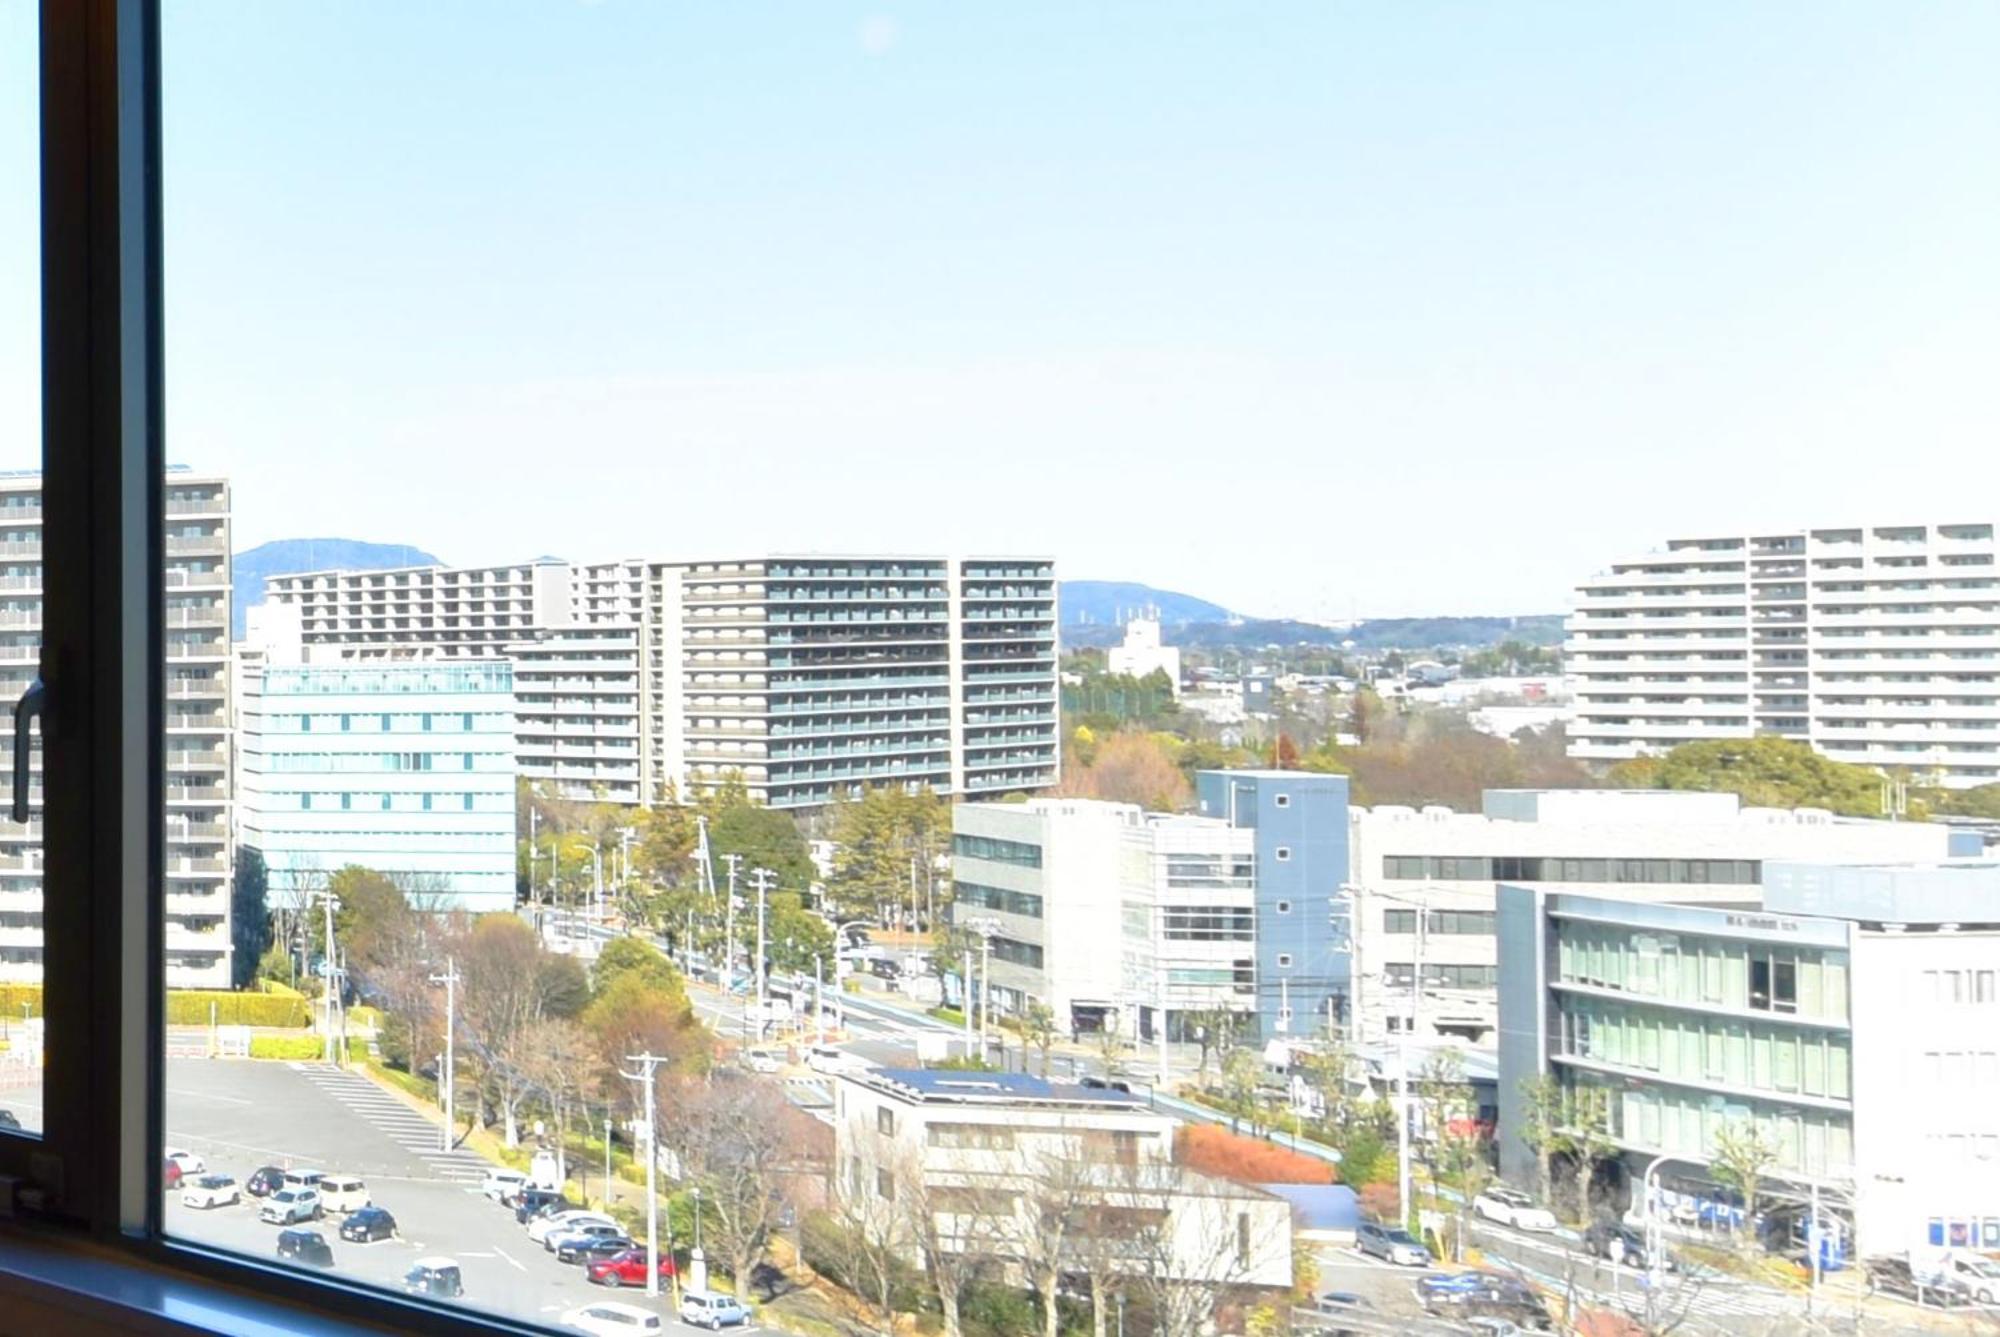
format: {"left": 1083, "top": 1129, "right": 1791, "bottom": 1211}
{"left": 1498, "top": 861, "right": 2000, "bottom": 1258}
{"left": 238, "top": 662, "right": 518, "bottom": 913}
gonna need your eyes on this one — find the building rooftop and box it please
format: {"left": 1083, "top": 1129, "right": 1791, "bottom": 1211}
{"left": 1765, "top": 859, "right": 2000, "bottom": 927}
{"left": 855, "top": 1068, "right": 1149, "bottom": 1108}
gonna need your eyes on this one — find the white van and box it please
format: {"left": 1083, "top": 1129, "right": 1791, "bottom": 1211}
{"left": 480, "top": 1169, "right": 529, "bottom": 1203}
{"left": 318, "top": 1175, "right": 370, "bottom": 1214}
{"left": 808, "top": 1045, "right": 868, "bottom": 1075}
{"left": 282, "top": 1168, "right": 326, "bottom": 1194}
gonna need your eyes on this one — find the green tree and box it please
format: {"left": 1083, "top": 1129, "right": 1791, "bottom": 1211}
{"left": 1611, "top": 735, "right": 1919, "bottom": 819}
{"left": 708, "top": 791, "right": 816, "bottom": 890}
{"left": 767, "top": 890, "right": 836, "bottom": 976}
{"left": 825, "top": 785, "right": 948, "bottom": 925}
{"left": 231, "top": 846, "right": 272, "bottom": 990}
{"left": 592, "top": 936, "right": 686, "bottom": 1004}
{"left": 1022, "top": 1002, "right": 1058, "bottom": 1077}
{"left": 1710, "top": 1119, "right": 1777, "bottom": 1255}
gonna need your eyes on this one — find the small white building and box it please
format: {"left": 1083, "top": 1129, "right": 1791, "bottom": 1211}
{"left": 832, "top": 1067, "right": 1292, "bottom": 1294}
{"left": 1106, "top": 618, "right": 1181, "bottom": 698}
{"left": 1348, "top": 789, "right": 1975, "bottom": 1049}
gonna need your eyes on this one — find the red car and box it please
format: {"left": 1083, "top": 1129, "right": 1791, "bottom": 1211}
{"left": 586, "top": 1248, "right": 676, "bottom": 1288}
{"left": 162, "top": 1158, "right": 183, "bottom": 1191}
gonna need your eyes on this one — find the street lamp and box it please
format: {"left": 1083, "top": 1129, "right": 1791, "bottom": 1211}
{"left": 962, "top": 916, "right": 1001, "bottom": 1056}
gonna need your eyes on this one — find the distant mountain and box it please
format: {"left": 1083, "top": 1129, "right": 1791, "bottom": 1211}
{"left": 1339, "top": 614, "right": 1563, "bottom": 651}
{"left": 1061, "top": 612, "right": 1564, "bottom": 654}
{"left": 233, "top": 538, "right": 442, "bottom": 639}
{"left": 1059, "top": 580, "right": 1233, "bottom": 627}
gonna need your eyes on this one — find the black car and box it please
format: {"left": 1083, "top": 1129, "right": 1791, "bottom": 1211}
{"left": 514, "top": 1190, "right": 576, "bottom": 1225}
{"left": 558, "top": 1234, "right": 635, "bottom": 1266}
{"left": 275, "top": 1228, "right": 334, "bottom": 1269}
{"left": 245, "top": 1165, "right": 286, "bottom": 1197}
{"left": 1584, "top": 1220, "right": 1665, "bottom": 1268}
{"left": 339, "top": 1204, "right": 398, "bottom": 1243}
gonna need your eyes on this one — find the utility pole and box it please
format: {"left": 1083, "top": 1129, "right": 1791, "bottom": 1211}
{"left": 962, "top": 947, "right": 975, "bottom": 1053}
{"left": 428, "top": 957, "right": 460, "bottom": 1152}
{"left": 318, "top": 888, "right": 342, "bottom": 1063}
{"left": 618, "top": 1052, "right": 671, "bottom": 1298}
{"left": 750, "top": 866, "right": 776, "bottom": 1028}
{"left": 618, "top": 826, "right": 637, "bottom": 901}
{"left": 815, "top": 954, "right": 826, "bottom": 1045}
{"left": 908, "top": 856, "right": 918, "bottom": 934}
{"left": 529, "top": 807, "right": 539, "bottom": 913}
{"left": 722, "top": 853, "right": 742, "bottom": 988}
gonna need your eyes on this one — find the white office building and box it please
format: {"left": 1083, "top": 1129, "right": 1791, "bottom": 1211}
{"left": 1106, "top": 617, "right": 1181, "bottom": 697}
{"left": 1568, "top": 522, "right": 2000, "bottom": 786}
{"left": 832, "top": 1067, "right": 1293, "bottom": 1294}
{"left": 1348, "top": 789, "right": 1975, "bottom": 1049}
{"left": 264, "top": 554, "right": 1060, "bottom": 809}
{"left": 1498, "top": 860, "right": 2000, "bottom": 1261}
{"left": 238, "top": 661, "right": 519, "bottom": 913}
{"left": 0, "top": 471, "right": 233, "bottom": 988}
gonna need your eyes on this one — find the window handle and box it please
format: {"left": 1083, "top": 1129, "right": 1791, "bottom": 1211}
{"left": 12, "top": 675, "right": 45, "bottom": 823}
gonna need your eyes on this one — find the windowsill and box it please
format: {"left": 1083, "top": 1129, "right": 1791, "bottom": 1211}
{"left": 0, "top": 1223, "right": 398, "bottom": 1337}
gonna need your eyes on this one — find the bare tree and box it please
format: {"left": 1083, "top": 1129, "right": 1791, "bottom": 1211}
{"left": 1006, "top": 1138, "right": 1099, "bottom": 1337}
{"left": 886, "top": 1139, "right": 1008, "bottom": 1337}
{"left": 1710, "top": 1118, "right": 1777, "bottom": 1257}
{"left": 677, "top": 1076, "right": 799, "bottom": 1299}
{"left": 455, "top": 916, "right": 557, "bottom": 1146}
{"left": 1023, "top": 1002, "right": 1058, "bottom": 1078}
{"left": 1117, "top": 1162, "right": 1290, "bottom": 1337}
{"left": 825, "top": 1123, "right": 911, "bottom": 1337}
{"left": 518, "top": 1017, "right": 596, "bottom": 1187}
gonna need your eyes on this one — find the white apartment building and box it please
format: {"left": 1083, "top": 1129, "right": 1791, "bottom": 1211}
{"left": 238, "top": 661, "right": 519, "bottom": 913}
{"left": 1498, "top": 861, "right": 2000, "bottom": 1260}
{"left": 508, "top": 625, "right": 647, "bottom": 804}
{"left": 0, "top": 471, "right": 234, "bottom": 988}
{"left": 265, "top": 554, "right": 1060, "bottom": 809}
{"left": 832, "top": 1067, "right": 1293, "bottom": 1294}
{"left": 1348, "top": 789, "right": 1975, "bottom": 1049}
{"left": 1569, "top": 522, "right": 2000, "bottom": 786}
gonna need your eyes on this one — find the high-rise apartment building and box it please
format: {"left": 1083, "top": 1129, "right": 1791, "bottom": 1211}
{"left": 1568, "top": 523, "right": 2000, "bottom": 785}
{"left": 0, "top": 470, "right": 233, "bottom": 988}
{"left": 263, "top": 553, "right": 1060, "bottom": 809}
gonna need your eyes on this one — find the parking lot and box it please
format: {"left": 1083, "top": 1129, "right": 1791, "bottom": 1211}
{"left": 160, "top": 1057, "right": 760, "bottom": 1332}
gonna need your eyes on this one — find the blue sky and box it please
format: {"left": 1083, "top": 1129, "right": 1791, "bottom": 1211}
{"left": 4, "top": 3, "right": 1997, "bottom": 619}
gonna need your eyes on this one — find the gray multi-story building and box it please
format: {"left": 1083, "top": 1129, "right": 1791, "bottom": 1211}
{"left": 1497, "top": 860, "right": 2000, "bottom": 1260}
{"left": 0, "top": 470, "right": 233, "bottom": 988}
{"left": 263, "top": 553, "right": 1060, "bottom": 809}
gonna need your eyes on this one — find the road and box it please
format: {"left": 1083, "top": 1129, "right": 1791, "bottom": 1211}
{"left": 158, "top": 1057, "right": 762, "bottom": 1333}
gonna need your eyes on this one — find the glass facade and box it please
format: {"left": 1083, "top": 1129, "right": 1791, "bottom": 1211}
{"left": 1554, "top": 917, "right": 1849, "bottom": 1021}
{"left": 953, "top": 832, "right": 1043, "bottom": 867}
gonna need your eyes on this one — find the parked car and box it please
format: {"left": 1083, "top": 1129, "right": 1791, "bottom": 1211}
{"left": 281, "top": 1168, "right": 326, "bottom": 1193}
{"left": 1315, "top": 1291, "right": 1372, "bottom": 1313}
{"left": 162, "top": 1158, "right": 183, "bottom": 1191}
{"left": 180, "top": 1173, "right": 240, "bottom": 1209}
{"left": 546, "top": 1219, "right": 627, "bottom": 1255}
{"left": 587, "top": 1247, "right": 678, "bottom": 1289}
{"left": 0, "top": 1109, "right": 20, "bottom": 1130}
{"left": 530, "top": 1209, "right": 615, "bottom": 1245}
{"left": 480, "top": 1169, "right": 529, "bottom": 1204}
{"left": 1473, "top": 1186, "right": 1559, "bottom": 1232}
{"left": 163, "top": 1147, "right": 206, "bottom": 1176}
{"left": 259, "top": 1187, "right": 322, "bottom": 1225}
{"left": 561, "top": 1300, "right": 664, "bottom": 1335}
{"left": 1585, "top": 1221, "right": 1670, "bottom": 1270}
{"left": 245, "top": 1165, "right": 286, "bottom": 1197}
{"left": 1416, "top": 1271, "right": 1497, "bottom": 1308}
{"left": 679, "top": 1290, "right": 753, "bottom": 1329}
{"left": 515, "top": 1189, "right": 577, "bottom": 1225}
{"left": 741, "top": 1047, "right": 782, "bottom": 1074}
{"left": 1945, "top": 1252, "right": 2000, "bottom": 1305}
{"left": 317, "top": 1175, "right": 369, "bottom": 1214}
{"left": 1356, "top": 1220, "right": 1431, "bottom": 1266}
{"left": 559, "top": 1234, "right": 636, "bottom": 1266}
{"left": 274, "top": 1228, "right": 334, "bottom": 1269}
{"left": 339, "top": 1204, "right": 398, "bottom": 1243}
{"left": 403, "top": 1256, "right": 465, "bottom": 1300}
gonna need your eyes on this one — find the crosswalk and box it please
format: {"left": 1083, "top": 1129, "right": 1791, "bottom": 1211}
{"left": 291, "top": 1063, "right": 490, "bottom": 1184}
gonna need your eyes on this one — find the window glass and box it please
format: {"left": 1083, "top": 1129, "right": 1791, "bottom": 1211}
{"left": 0, "top": 0, "right": 44, "bottom": 1138}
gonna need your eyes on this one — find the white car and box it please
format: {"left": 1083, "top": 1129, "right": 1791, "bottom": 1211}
{"left": 560, "top": 1300, "right": 663, "bottom": 1335}
{"left": 1473, "top": 1186, "right": 1559, "bottom": 1232}
{"left": 164, "top": 1148, "right": 206, "bottom": 1176}
{"left": 480, "top": 1169, "right": 529, "bottom": 1203}
{"left": 545, "top": 1220, "right": 627, "bottom": 1255}
{"left": 180, "top": 1173, "right": 239, "bottom": 1209}
{"left": 741, "top": 1047, "right": 782, "bottom": 1074}
{"left": 529, "top": 1209, "right": 615, "bottom": 1245}
{"left": 258, "top": 1187, "right": 322, "bottom": 1225}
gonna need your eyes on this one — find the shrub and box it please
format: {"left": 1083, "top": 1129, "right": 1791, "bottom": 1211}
{"left": 1175, "top": 1124, "right": 1335, "bottom": 1185}
{"left": 0, "top": 984, "right": 43, "bottom": 1018}
{"left": 249, "top": 1035, "right": 325, "bottom": 1061}
{"left": 166, "top": 990, "right": 311, "bottom": 1028}
{"left": 961, "top": 1281, "right": 1036, "bottom": 1337}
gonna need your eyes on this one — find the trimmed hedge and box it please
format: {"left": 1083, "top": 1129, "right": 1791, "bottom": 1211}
{"left": 249, "top": 1035, "right": 325, "bottom": 1061}
{"left": 167, "top": 990, "right": 312, "bottom": 1028}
